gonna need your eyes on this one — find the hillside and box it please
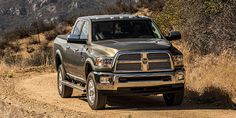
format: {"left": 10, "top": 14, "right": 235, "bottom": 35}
{"left": 0, "top": 0, "right": 117, "bottom": 33}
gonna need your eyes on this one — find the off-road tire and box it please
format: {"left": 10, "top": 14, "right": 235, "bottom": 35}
{"left": 163, "top": 88, "right": 184, "bottom": 106}
{"left": 86, "top": 72, "right": 107, "bottom": 110}
{"left": 57, "top": 65, "right": 73, "bottom": 98}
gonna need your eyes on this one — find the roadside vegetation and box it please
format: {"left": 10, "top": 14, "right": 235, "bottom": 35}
{"left": 0, "top": 0, "right": 235, "bottom": 108}
{"left": 151, "top": 0, "right": 236, "bottom": 107}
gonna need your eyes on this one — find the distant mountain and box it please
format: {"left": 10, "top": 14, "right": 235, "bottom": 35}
{"left": 0, "top": 0, "right": 119, "bottom": 32}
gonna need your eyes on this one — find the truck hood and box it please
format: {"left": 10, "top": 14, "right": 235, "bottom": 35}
{"left": 90, "top": 38, "right": 171, "bottom": 57}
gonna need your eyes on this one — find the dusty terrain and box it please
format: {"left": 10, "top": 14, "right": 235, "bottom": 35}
{"left": 0, "top": 70, "right": 235, "bottom": 118}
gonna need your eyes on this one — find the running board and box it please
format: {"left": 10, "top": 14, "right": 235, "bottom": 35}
{"left": 61, "top": 80, "right": 86, "bottom": 92}
{"left": 66, "top": 73, "right": 86, "bottom": 84}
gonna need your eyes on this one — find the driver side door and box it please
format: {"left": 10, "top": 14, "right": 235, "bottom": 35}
{"left": 65, "top": 20, "right": 84, "bottom": 77}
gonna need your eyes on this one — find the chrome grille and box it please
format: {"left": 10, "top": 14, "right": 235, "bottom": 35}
{"left": 114, "top": 51, "right": 173, "bottom": 72}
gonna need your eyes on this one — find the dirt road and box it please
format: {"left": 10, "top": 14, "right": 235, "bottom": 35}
{"left": 0, "top": 72, "right": 235, "bottom": 118}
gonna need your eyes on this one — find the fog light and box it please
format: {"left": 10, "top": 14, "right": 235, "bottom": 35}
{"left": 176, "top": 71, "right": 185, "bottom": 80}
{"left": 100, "top": 76, "right": 112, "bottom": 84}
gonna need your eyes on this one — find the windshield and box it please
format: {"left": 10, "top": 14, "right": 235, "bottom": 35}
{"left": 92, "top": 20, "right": 163, "bottom": 41}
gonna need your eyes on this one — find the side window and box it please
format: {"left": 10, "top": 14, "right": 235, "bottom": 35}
{"left": 80, "top": 21, "right": 88, "bottom": 39}
{"left": 72, "top": 20, "right": 84, "bottom": 35}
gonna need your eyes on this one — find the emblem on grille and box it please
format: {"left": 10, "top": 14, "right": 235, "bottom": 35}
{"left": 142, "top": 58, "right": 148, "bottom": 64}
{"left": 141, "top": 53, "right": 148, "bottom": 71}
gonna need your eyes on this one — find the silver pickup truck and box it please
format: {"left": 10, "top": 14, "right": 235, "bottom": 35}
{"left": 53, "top": 14, "right": 185, "bottom": 110}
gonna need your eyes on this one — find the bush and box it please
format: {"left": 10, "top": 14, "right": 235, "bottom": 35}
{"left": 3, "top": 52, "right": 23, "bottom": 65}
{"left": 45, "top": 30, "right": 58, "bottom": 41}
{"left": 0, "top": 37, "right": 8, "bottom": 50}
{"left": 24, "top": 48, "right": 53, "bottom": 66}
{"left": 45, "top": 22, "right": 70, "bottom": 41}
{"left": 137, "top": 0, "right": 165, "bottom": 11}
{"left": 30, "top": 20, "right": 55, "bottom": 34}
{"left": 153, "top": 0, "right": 236, "bottom": 55}
{"left": 186, "top": 86, "right": 233, "bottom": 107}
{"left": 8, "top": 42, "right": 21, "bottom": 52}
{"left": 102, "top": 0, "right": 137, "bottom": 14}
{"left": 27, "top": 36, "right": 40, "bottom": 45}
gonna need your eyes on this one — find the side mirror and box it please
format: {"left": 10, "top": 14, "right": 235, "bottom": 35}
{"left": 67, "top": 34, "right": 87, "bottom": 44}
{"left": 165, "top": 31, "right": 181, "bottom": 41}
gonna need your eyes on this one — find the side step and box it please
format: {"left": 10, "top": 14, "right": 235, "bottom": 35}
{"left": 61, "top": 80, "right": 86, "bottom": 92}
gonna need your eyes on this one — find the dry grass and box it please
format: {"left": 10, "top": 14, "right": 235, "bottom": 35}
{"left": 0, "top": 61, "right": 18, "bottom": 78}
{"left": 172, "top": 42, "right": 236, "bottom": 105}
{"left": 185, "top": 52, "right": 236, "bottom": 95}
{"left": 0, "top": 24, "right": 71, "bottom": 68}
{"left": 0, "top": 33, "right": 54, "bottom": 67}
{"left": 185, "top": 52, "right": 236, "bottom": 105}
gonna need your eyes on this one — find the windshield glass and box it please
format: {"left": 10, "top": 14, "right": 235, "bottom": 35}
{"left": 92, "top": 20, "right": 163, "bottom": 41}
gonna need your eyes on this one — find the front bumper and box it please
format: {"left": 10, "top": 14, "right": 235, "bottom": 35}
{"left": 94, "top": 70, "right": 185, "bottom": 91}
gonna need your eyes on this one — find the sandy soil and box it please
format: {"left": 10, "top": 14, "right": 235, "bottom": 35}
{"left": 0, "top": 72, "right": 235, "bottom": 118}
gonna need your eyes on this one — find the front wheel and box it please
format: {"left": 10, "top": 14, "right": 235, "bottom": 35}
{"left": 86, "top": 72, "right": 107, "bottom": 110}
{"left": 163, "top": 88, "right": 184, "bottom": 106}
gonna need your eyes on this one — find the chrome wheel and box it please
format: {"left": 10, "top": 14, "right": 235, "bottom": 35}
{"left": 58, "top": 70, "right": 63, "bottom": 94}
{"left": 88, "top": 79, "right": 96, "bottom": 104}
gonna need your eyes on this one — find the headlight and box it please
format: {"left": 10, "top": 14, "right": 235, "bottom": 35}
{"left": 172, "top": 55, "right": 183, "bottom": 67}
{"left": 95, "top": 57, "right": 113, "bottom": 68}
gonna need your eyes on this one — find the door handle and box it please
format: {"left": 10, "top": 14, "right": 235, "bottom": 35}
{"left": 66, "top": 46, "right": 70, "bottom": 49}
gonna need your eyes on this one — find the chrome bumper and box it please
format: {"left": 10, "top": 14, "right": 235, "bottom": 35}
{"left": 94, "top": 71, "right": 185, "bottom": 90}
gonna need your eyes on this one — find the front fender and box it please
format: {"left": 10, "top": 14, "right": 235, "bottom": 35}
{"left": 84, "top": 58, "right": 96, "bottom": 71}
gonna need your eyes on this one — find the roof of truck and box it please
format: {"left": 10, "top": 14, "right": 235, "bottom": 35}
{"left": 79, "top": 14, "right": 151, "bottom": 22}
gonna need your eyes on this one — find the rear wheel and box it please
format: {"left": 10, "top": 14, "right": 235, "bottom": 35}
{"left": 86, "top": 72, "right": 107, "bottom": 110}
{"left": 163, "top": 88, "right": 184, "bottom": 106}
{"left": 57, "top": 65, "right": 73, "bottom": 98}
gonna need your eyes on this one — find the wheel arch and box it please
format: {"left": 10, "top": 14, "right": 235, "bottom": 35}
{"left": 85, "top": 58, "right": 95, "bottom": 79}
{"left": 55, "top": 50, "right": 64, "bottom": 71}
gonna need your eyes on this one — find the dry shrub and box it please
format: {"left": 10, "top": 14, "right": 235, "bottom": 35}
{"left": 1, "top": 40, "right": 53, "bottom": 68}
{"left": 30, "top": 20, "right": 55, "bottom": 34}
{"left": 27, "top": 36, "right": 40, "bottom": 45}
{"left": 44, "top": 30, "right": 58, "bottom": 41}
{"left": 152, "top": 0, "right": 236, "bottom": 105}
{"left": 24, "top": 45, "right": 53, "bottom": 66}
{"left": 8, "top": 43, "right": 21, "bottom": 52}
{"left": 153, "top": 0, "right": 236, "bottom": 55}
{"left": 0, "top": 61, "right": 18, "bottom": 78}
{"left": 185, "top": 86, "right": 233, "bottom": 107}
{"left": 45, "top": 22, "right": 70, "bottom": 41}
{"left": 0, "top": 37, "right": 8, "bottom": 50}
{"left": 137, "top": 0, "right": 165, "bottom": 11}
{"left": 0, "top": 20, "right": 56, "bottom": 48}
{"left": 183, "top": 50, "right": 236, "bottom": 105}
{"left": 102, "top": 0, "right": 137, "bottom": 14}
{"left": 2, "top": 50, "right": 23, "bottom": 66}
